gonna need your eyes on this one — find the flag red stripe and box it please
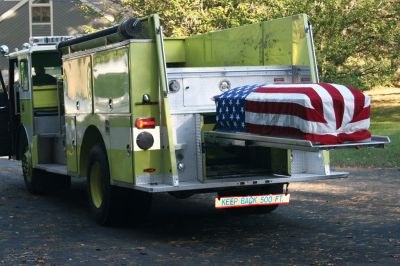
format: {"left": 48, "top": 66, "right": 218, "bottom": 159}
{"left": 352, "top": 106, "right": 370, "bottom": 122}
{"left": 337, "top": 130, "right": 371, "bottom": 143}
{"left": 246, "top": 123, "right": 371, "bottom": 144}
{"left": 347, "top": 86, "right": 366, "bottom": 123}
{"left": 319, "top": 83, "right": 345, "bottom": 129}
{"left": 254, "top": 87, "right": 324, "bottom": 115}
{"left": 245, "top": 101, "right": 327, "bottom": 123}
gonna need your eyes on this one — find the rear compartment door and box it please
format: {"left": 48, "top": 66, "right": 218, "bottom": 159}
{"left": 108, "top": 116, "right": 133, "bottom": 183}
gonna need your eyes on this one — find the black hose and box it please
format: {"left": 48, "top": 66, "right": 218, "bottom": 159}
{"left": 57, "top": 17, "right": 140, "bottom": 50}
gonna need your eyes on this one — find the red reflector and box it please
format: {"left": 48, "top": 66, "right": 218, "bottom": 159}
{"left": 135, "top": 118, "right": 156, "bottom": 129}
{"left": 144, "top": 168, "right": 156, "bottom": 173}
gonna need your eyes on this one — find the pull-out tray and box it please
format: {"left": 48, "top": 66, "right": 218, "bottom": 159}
{"left": 204, "top": 131, "right": 390, "bottom": 152}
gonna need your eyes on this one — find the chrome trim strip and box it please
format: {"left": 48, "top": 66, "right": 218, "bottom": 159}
{"left": 204, "top": 131, "right": 390, "bottom": 152}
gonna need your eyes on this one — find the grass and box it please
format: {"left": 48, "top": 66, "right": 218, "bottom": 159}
{"left": 331, "top": 87, "right": 400, "bottom": 168}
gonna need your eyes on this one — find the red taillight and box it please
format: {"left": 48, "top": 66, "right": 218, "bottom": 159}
{"left": 144, "top": 168, "right": 156, "bottom": 173}
{"left": 135, "top": 118, "right": 156, "bottom": 129}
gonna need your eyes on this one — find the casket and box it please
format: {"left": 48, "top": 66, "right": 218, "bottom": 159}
{"left": 214, "top": 83, "right": 371, "bottom": 145}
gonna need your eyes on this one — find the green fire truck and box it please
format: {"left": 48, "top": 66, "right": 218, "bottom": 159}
{"left": 0, "top": 14, "right": 389, "bottom": 225}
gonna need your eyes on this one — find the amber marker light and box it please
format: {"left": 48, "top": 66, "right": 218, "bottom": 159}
{"left": 135, "top": 118, "right": 156, "bottom": 129}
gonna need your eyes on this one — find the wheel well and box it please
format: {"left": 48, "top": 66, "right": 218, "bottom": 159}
{"left": 79, "top": 125, "right": 107, "bottom": 177}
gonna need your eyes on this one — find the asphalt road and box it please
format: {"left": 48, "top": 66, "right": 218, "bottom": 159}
{"left": 0, "top": 158, "right": 399, "bottom": 265}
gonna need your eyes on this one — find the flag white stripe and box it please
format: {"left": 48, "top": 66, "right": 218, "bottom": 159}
{"left": 364, "top": 94, "right": 371, "bottom": 108}
{"left": 330, "top": 83, "right": 355, "bottom": 130}
{"left": 245, "top": 92, "right": 314, "bottom": 108}
{"left": 256, "top": 83, "right": 337, "bottom": 129}
{"left": 307, "top": 84, "right": 336, "bottom": 126}
{"left": 342, "top": 118, "right": 370, "bottom": 133}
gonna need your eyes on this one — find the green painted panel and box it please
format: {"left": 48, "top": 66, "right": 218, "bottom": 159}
{"left": 19, "top": 59, "right": 29, "bottom": 92}
{"left": 74, "top": 113, "right": 111, "bottom": 177}
{"left": 323, "top": 150, "right": 330, "bottom": 165}
{"left": 271, "top": 148, "right": 290, "bottom": 176}
{"left": 64, "top": 56, "right": 92, "bottom": 114}
{"left": 165, "top": 38, "right": 186, "bottom": 63}
{"left": 133, "top": 150, "right": 162, "bottom": 177}
{"left": 184, "top": 14, "right": 314, "bottom": 75}
{"left": 109, "top": 149, "right": 134, "bottom": 182}
{"left": 109, "top": 116, "right": 133, "bottom": 183}
{"left": 160, "top": 99, "right": 178, "bottom": 178}
{"left": 65, "top": 116, "right": 78, "bottom": 174}
{"left": 129, "top": 42, "right": 159, "bottom": 109}
{"left": 262, "top": 17, "right": 293, "bottom": 65}
{"left": 20, "top": 99, "right": 33, "bottom": 126}
{"left": 185, "top": 23, "right": 263, "bottom": 67}
{"left": 31, "top": 135, "right": 38, "bottom": 167}
{"left": 93, "top": 47, "right": 130, "bottom": 113}
{"left": 32, "top": 85, "right": 57, "bottom": 109}
{"left": 153, "top": 14, "right": 179, "bottom": 182}
{"left": 129, "top": 41, "right": 164, "bottom": 179}
{"left": 292, "top": 15, "right": 309, "bottom": 66}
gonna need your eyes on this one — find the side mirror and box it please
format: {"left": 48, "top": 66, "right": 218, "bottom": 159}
{"left": 0, "top": 45, "right": 9, "bottom": 56}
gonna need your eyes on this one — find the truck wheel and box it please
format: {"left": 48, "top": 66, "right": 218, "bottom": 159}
{"left": 87, "top": 145, "right": 114, "bottom": 225}
{"left": 218, "top": 184, "right": 284, "bottom": 215}
{"left": 21, "top": 145, "right": 45, "bottom": 194}
{"left": 22, "top": 145, "right": 71, "bottom": 194}
{"left": 87, "top": 145, "right": 152, "bottom": 225}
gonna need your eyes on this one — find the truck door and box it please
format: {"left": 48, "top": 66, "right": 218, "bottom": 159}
{"left": 0, "top": 69, "right": 11, "bottom": 156}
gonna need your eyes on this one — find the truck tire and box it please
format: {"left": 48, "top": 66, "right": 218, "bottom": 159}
{"left": 218, "top": 184, "right": 284, "bottom": 215}
{"left": 22, "top": 145, "right": 71, "bottom": 194}
{"left": 87, "top": 145, "right": 117, "bottom": 225}
{"left": 87, "top": 145, "right": 152, "bottom": 225}
{"left": 22, "top": 145, "right": 45, "bottom": 194}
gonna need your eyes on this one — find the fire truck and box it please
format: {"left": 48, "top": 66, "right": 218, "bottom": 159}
{"left": 0, "top": 14, "right": 389, "bottom": 225}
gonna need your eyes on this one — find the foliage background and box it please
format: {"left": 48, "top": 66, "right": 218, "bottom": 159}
{"left": 81, "top": 0, "right": 400, "bottom": 90}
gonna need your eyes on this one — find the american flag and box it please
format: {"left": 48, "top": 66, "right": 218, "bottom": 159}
{"left": 215, "top": 83, "right": 371, "bottom": 144}
{"left": 215, "top": 84, "right": 264, "bottom": 132}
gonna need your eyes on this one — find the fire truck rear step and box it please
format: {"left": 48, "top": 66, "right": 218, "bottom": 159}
{"left": 36, "top": 163, "right": 67, "bottom": 176}
{"left": 133, "top": 171, "right": 348, "bottom": 193}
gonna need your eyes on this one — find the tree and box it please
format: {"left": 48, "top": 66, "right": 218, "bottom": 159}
{"left": 81, "top": 0, "right": 400, "bottom": 89}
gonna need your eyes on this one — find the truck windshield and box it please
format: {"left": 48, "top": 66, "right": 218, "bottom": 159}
{"left": 32, "top": 52, "right": 61, "bottom": 86}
